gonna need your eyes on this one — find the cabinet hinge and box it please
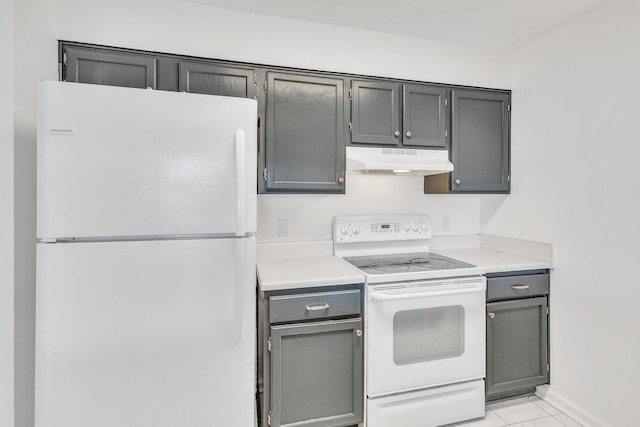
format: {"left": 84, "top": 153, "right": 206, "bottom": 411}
{"left": 508, "top": 174, "right": 511, "bottom": 182}
{"left": 445, "top": 129, "right": 448, "bottom": 138}
{"left": 63, "top": 51, "right": 67, "bottom": 66}
{"left": 348, "top": 122, "right": 352, "bottom": 133}
{"left": 267, "top": 410, "right": 272, "bottom": 426}
{"left": 254, "top": 74, "right": 258, "bottom": 87}
{"left": 445, "top": 98, "right": 448, "bottom": 107}
{"left": 263, "top": 168, "right": 268, "bottom": 182}
{"left": 263, "top": 81, "right": 267, "bottom": 93}
{"left": 547, "top": 364, "right": 550, "bottom": 373}
{"left": 508, "top": 104, "right": 511, "bottom": 112}
{"left": 547, "top": 306, "right": 549, "bottom": 315}
{"left": 348, "top": 89, "right": 352, "bottom": 100}
{"left": 267, "top": 336, "right": 272, "bottom": 352}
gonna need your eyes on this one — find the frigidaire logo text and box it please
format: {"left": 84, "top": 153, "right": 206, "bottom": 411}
{"left": 49, "top": 127, "right": 76, "bottom": 135}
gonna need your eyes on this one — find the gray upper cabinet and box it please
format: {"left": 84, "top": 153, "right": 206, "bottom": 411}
{"left": 351, "top": 80, "right": 448, "bottom": 148}
{"left": 264, "top": 71, "right": 346, "bottom": 193}
{"left": 64, "top": 46, "right": 157, "bottom": 89}
{"left": 351, "top": 80, "right": 400, "bottom": 145}
{"left": 450, "top": 89, "right": 510, "bottom": 193}
{"left": 178, "top": 62, "right": 256, "bottom": 98}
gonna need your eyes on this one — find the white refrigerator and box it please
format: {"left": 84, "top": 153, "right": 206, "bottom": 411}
{"left": 35, "top": 81, "right": 257, "bottom": 427}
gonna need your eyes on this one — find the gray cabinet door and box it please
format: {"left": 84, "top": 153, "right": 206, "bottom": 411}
{"left": 178, "top": 62, "right": 255, "bottom": 98}
{"left": 402, "top": 84, "right": 448, "bottom": 148}
{"left": 64, "top": 46, "right": 156, "bottom": 89}
{"left": 265, "top": 72, "right": 346, "bottom": 193}
{"left": 351, "top": 80, "right": 401, "bottom": 145}
{"left": 486, "top": 297, "right": 548, "bottom": 400}
{"left": 450, "top": 89, "right": 510, "bottom": 193}
{"left": 270, "top": 318, "right": 364, "bottom": 427}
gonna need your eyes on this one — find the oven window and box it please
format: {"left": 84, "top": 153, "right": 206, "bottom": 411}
{"left": 392, "top": 305, "right": 465, "bottom": 365}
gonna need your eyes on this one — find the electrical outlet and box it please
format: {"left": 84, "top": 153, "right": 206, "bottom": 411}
{"left": 442, "top": 216, "right": 452, "bottom": 232}
{"left": 278, "top": 219, "right": 288, "bottom": 237}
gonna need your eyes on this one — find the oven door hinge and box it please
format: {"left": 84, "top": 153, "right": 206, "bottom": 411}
{"left": 267, "top": 336, "right": 272, "bottom": 352}
{"left": 267, "top": 410, "right": 272, "bottom": 425}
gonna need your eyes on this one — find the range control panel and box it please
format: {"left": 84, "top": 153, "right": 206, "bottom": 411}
{"left": 333, "top": 214, "right": 432, "bottom": 243}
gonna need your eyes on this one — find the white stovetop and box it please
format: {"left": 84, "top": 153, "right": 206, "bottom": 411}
{"left": 257, "top": 235, "right": 553, "bottom": 291}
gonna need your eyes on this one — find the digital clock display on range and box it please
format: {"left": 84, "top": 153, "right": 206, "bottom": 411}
{"left": 381, "top": 224, "right": 390, "bottom": 229}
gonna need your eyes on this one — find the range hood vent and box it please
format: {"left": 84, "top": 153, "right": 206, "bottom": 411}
{"left": 346, "top": 146, "right": 453, "bottom": 176}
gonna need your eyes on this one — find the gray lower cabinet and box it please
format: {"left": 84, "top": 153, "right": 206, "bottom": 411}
{"left": 264, "top": 72, "right": 347, "bottom": 193}
{"left": 64, "top": 46, "right": 157, "bottom": 89}
{"left": 486, "top": 272, "right": 550, "bottom": 401}
{"left": 178, "top": 61, "right": 256, "bottom": 98}
{"left": 259, "top": 285, "right": 364, "bottom": 427}
{"left": 350, "top": 79, "right": 448, "bottom": 148}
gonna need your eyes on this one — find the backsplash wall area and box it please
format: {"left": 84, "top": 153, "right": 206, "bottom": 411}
{"left": 257, "top": 174, "right": 482, "bottom": 242}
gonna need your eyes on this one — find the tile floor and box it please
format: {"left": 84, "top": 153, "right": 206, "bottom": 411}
{"left": 448, "top": 395, "right": 583, "bottom": 427}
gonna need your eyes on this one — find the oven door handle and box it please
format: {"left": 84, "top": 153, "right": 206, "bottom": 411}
{"left": 368, "top": 286, "right": 483, "bottom": 301}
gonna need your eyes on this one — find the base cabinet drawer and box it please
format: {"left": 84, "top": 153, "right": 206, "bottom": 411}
{"left": 487, "top": 272, "right": 549, "bottom": 301}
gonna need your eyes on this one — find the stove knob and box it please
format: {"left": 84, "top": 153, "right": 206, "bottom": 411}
{"left": 340, "top": 224, "right": 349, "bottom": 235}
{"left": 411, "top": 222, "right": 419, "bottom": 232}
{"left": 352, "top": 224, "right": 361, "bottom": 235}
{"left": 421, "top": 222, "right": 429, "bottom": 232}
{"left": 403, "top": 222, "right": 411, "bottom": 231}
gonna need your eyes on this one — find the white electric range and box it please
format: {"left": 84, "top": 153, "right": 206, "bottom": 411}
{"left": 333, "top": 214, "right": 487, "bottom": 427}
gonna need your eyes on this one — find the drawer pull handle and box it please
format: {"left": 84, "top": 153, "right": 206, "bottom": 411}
{"left": 511, "top": 284, "right": 530, "bottom": 290}
{"left": 306, "top": 303, "right": 330, "bottom": 311}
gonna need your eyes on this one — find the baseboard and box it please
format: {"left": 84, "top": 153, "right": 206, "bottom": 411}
{"left": 536, "top": 385, "right": 611, "bottom": 427}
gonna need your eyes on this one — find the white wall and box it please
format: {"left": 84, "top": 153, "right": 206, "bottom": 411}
{"left": 2, "top": 1, "right": 15, "bottom": 425}
{"left": 13, "top": 1, "right": 513, "bottom": 425}
{"left": 481, "top": 0, "right": 640, "bottom": 425}
{"left": 14, "top": 0, "right": 58, "bottom": 425}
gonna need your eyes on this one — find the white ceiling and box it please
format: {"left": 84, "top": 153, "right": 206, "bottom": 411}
{"left": 187, "top": 0, "right": 609, "bottom": 50}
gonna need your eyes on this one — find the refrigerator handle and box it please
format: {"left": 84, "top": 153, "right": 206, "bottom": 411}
{"left": 235, "top": 130, "right": 246, "bottom": 237}
{"left": 233, "top": 238, "right": 246, "bottom": 343}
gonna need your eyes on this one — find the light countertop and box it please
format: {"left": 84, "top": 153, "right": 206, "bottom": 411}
{"left": 257, "top": 254, "right": 365, "bottom": 292}
{"left": 257, "top": 235, "right": 553, "bottom": 291}
{"left": 433, "top": 247, "right": 551, "bottom": 274}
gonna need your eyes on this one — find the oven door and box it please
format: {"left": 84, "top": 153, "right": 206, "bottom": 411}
{"left": 366, "top": 276, "right": 486, "bottom": 397}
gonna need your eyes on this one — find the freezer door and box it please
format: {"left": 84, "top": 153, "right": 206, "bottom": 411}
{"left": 35, "top": 237, "right": 256, "bottom": 427}
{"left": 37, "top": 81, "right": 257, "bottom": 239}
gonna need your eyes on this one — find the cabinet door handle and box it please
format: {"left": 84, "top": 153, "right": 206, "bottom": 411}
{"left": 306, "top": 303, "right": 330, "bottom": 311}
{"left": 511, "top": 284, "right": 530, "bottom": 290}
{"left": 356, "top": 329, "right": 363, "bottom": 337}
{"left": 394, "top": 130, "right": 401, "bottom": 137}
{"left": 488, "top": 312, "right": 495, "bottom": 319}
{"left": 405, "top": 130, "right": 412, "bottom": 138}
{"left": 454, "top": 179, "right": 461, "bottom": 185}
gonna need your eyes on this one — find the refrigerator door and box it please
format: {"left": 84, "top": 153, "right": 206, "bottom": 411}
{"left": 35, "top": 237, "right": 256, "bottom": 427}
{"left": 37, "top": 81, "right": 257, "bottom": 240}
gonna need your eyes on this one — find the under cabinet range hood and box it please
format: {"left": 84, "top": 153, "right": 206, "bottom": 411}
{"left": 346, "top": 146, "right": 454, "bottom": 176}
